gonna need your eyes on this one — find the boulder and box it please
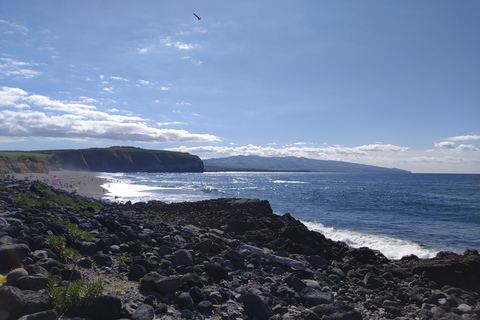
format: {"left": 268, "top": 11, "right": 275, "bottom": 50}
{"left": 155, "top": 276, "right": 182, "bottom": 294}
{"left": 89, "top": 295, "right": 122, "bottom": 320}
{"left": 0, "top": 243, "right": 30, "bottom": 272}
{"left": 172, "top": 249, "right": 193, "bottom": 267}
{"left": 242, "top": 292, "right": 273, "bottom": 320}
{"left": 131, "top": 304, "right": 154, "bottom": 320}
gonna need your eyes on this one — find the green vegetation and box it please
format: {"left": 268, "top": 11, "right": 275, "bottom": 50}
{"left": 46, "top": 235, "right": 81, "bottom": 261}
{"left": 47, "top": 277, "right": 104, "bottom": 313}
{"left": 0, "top": 151, "right": 54, "bottom": 159}
{"left": 11, "top": 182, "right": 102, "bottom": 212}
{"left": 47, "top": 218, "right": 94, "bottom": 241}
{"left": 0, "top": 274, "right": 7, "bottom": 285}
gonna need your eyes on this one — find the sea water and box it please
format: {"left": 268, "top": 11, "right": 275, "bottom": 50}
{"left": 99, "top": 172, "right": 480, "bottom": 260}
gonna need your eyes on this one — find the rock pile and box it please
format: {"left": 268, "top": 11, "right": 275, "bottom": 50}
{"left": 0, "top": 181, "right": 479, "bottom": 320}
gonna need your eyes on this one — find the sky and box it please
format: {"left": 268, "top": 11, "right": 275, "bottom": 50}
{"left": 1, "top": 1, "right": 479, "bottom": 173}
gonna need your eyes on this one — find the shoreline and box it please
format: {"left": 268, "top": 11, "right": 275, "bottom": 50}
{"left": 4, "top": 170, "right": 107, "bottom": 199}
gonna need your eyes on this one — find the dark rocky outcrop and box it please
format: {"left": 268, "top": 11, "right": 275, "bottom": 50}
{"left": 0, "top": 180, "right": 479, "bottom": 320}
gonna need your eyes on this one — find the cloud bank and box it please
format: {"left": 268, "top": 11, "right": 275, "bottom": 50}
{"left": 0, "top": 86, "right": 220, "bottom": 143}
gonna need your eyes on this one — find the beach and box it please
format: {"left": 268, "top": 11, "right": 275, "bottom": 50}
{"left": 4, "top": 170, "right": 106, "bottom": 199}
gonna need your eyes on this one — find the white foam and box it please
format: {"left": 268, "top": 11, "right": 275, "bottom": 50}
{"left": 273, "top": 180, "right": 307, "bottom": 184}
{"left": 302, "top": 221, "right": 439, "bottom": 260}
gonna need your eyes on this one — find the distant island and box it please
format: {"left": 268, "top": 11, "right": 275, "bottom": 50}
{"left": 203, "top": 155, "right": 411, "bottom": 174}
{"left": 0, "top": 146, "right": 203, "bottom": 174}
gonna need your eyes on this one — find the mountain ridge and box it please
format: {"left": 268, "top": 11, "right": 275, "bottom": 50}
{"left": 203, "top": 155, "right": 411, "bottom": 174}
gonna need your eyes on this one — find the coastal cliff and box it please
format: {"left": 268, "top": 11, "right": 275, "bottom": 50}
{"left": 52, "top": 147, "right": 203, "bottom": 173}
{"left": 0, "top": 155, "right": 57, "bottom": 176}
{"left": 0, "top": 147, "right": 203, "bottom": 174}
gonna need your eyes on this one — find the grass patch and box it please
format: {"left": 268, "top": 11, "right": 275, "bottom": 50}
{"left": 47, "top": 277, "right": 104, "bottom": 313}
{"left": 48, "top": 218, "right": 94, "bottom": 242}
{"left": 11, "top": 182, "right": 102, "bottom": 212}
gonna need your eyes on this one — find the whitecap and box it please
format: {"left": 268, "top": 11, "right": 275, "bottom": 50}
{"left": 302, "top": 221, "right": 440, "bottom": 260}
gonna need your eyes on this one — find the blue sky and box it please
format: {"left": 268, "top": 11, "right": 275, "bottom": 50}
{"left": 1, "top": 1, "right": 479, "bottom": 173}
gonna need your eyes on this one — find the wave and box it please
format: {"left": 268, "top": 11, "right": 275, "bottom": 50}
{"left": 273, "top": 180, "right": 308, "bottom": 184}
{"left": 202, "top": 186, "right": 224, "bottom": 194}
{"left": 301, "top": 221, "right": 439, "bottom": 260}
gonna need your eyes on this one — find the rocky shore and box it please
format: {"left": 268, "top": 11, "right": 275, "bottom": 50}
{"left": 0, "top": 180, "right": 479, "bottom": 320}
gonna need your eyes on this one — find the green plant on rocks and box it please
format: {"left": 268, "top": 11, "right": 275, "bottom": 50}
{"left": 11, "top": 182, "right": 103, "bottom": 212}
{"left": 46, "top": 234, "right": 81, "bottom": 262}
{"left": 47, "top": 277, "right": 104, "bottom": 313}
{"left": 47, "top": 218, "right": 94, "bottom": 241}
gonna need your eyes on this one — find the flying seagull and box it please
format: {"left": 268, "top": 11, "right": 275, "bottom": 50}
{"left": 193, "top": 13, "right": 201, "bottom": 20}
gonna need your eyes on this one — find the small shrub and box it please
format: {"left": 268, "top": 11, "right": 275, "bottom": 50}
{"left": 46, "top": 235, "right": 81, "bottom": 261}
{"left": 47, "top": 277, "right": 104, "bottom": 313}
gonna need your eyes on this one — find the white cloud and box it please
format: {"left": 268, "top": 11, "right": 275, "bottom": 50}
{"left": 176, "top": 101, "right": 191, "bottom": 106}
{"left": 456, "top": 144, "right": 478, "bottom": 152}
{"left": 160, "top": 37, "right": 197, "bottom": 50}
{"left": 110, "top": 76, "right": 128, "bottom": 82}
{"left": 174, "top": 42, "right": 196, "bottom": 50}
{"left": 169, "top": 143, "right": 410, "bottom": 161}
{"left": 160, "top": 87, "right": 170, "bottom": 91}
{"left": 0, "top": 20, "right": 29, "bottom": 36}
{"left": 139, "top": 79, "right": 150, "bottom": 85}
{"left": 137, "top": 47, "right": 150, "bottom": 54}
{"left": 0, "top": 87, "right": 220, "bottom": 144}
{"left": 0, "top": 86, "right": 29, "bottom": 108}
{"left": 446, "top": 135, "right": 480, "bottom": 142}
{"left": 356, "top": 144, "right": 409, "bottom": 152}
{"left": 0, "top": 58, "right": 42, "bottom": 79}
{"left": 434, "top": 141, "right": 456, "bottom": 149}
{"left": 157, "top": 121, "right": 186, "bottom": 126}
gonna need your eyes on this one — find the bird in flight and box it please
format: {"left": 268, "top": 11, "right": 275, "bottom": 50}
{"left": 193, "top": 13, "right": 201, "bottom": 20}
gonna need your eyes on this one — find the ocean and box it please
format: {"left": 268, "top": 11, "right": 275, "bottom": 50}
{"left": 99, "top": 172, "right": 480, "bottom": 260}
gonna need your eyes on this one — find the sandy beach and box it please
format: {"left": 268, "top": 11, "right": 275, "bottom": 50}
{"left": 4, "top": 170, "right": 107, "bottom": 199}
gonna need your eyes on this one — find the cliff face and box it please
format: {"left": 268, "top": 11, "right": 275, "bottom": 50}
{"left": 0, "top": 156, "right": 54, "bottom": 175}
{"left": 53, "top": 147, "right": 203, "bottom": 173}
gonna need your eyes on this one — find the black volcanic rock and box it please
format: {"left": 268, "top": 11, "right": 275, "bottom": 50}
{"left": 0, "top": 180, "right": 479, "bottom": 320}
